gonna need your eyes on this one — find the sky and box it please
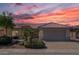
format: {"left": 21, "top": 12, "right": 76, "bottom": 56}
{"left": 0, "top": 3, "right": 79, "bottom": 26}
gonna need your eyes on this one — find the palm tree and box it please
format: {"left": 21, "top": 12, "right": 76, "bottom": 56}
{"left": 0, "top": 12, "right": 14, "bottom": 36}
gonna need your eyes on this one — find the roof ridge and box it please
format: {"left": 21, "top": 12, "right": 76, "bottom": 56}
{"left": 38, "top": 22, "right": 68, "bottom": 28}
{"left": 38, "top": 22, "right": 52, "bottom": 28}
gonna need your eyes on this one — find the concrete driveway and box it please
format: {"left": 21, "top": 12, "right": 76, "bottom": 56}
{"left": 0, "top": 42, "right": 79, "bottom": 55}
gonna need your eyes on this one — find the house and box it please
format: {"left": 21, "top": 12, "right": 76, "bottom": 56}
{"left": 0, "top": 22, "right": 79, "bottom": 41}
{"left": 38, "top": 22, "right": 71, "bottom": 41}
{"left": 35, "top": 22, "right": 79, "bottom": 41}
{"left": 9, "top": 22, "right": 79, "bottom": 41}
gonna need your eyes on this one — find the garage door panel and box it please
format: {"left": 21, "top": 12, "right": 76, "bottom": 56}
{"left": 43, "top": 29, "right": 67, "bottom": 41}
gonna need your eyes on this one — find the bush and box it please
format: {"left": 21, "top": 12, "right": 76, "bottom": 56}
{"left": 0, "top": 35, "right": 12, "bottom": 45}
{"left": 24, "top": 39, "right": 46, "bottom": 49}
{"left": 12, "top": 36, "right": 19, "bottom": 39}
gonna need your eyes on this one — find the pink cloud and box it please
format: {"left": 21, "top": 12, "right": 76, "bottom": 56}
{"left": 14, "top": 7, "right": 79, "bottom": 26}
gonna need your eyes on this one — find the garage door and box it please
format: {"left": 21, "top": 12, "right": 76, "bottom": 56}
{"left": 43, "top": 29, "right": 69, "bottom": 41}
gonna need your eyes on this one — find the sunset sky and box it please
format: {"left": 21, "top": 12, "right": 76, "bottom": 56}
{"left": 0, "top": 3, "right": 79, "bottom": 26}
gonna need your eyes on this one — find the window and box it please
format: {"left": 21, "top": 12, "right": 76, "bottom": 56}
{"left": 76, "top": 31, "right": 79, "bottom": 39}
{"left": 12, "top": 31, "right": 19, "bottom": 36}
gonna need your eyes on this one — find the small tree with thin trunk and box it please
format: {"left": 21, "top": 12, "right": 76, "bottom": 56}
{"left": 23, "top": 26, "right": 33, "bottom": 45}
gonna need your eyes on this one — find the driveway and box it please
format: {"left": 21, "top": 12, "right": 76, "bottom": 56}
{"left": 0, "top": 42, "right": 79, "bottom": 55}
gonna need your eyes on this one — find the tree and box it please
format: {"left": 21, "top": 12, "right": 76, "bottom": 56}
{"left": 23, "top": 27, "right": 33, "bottom": 45}
{"left": 0, "top": 12, "right": 14, "bottom": 36}
{"left": 23, "top": 27, "right": 46, "bottom": 49}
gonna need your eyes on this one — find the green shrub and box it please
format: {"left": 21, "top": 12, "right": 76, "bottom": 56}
{"left": 24, "top": 38, "right": 46, "bottom": 49}
{"left": 0, "top": 35, "right": 12, "bottom": 45}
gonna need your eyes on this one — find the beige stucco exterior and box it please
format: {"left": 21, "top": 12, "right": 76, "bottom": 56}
{"left": 69, "top": 30, "right": 79, "bottom": 41}
{"left": 0, "top": 28, "right": 24, "bottom": 39}
{"left": 0, "top": 27, "right": 79, "bottom": 41}
{"left": 70, "top": 31, "right": 76, "bottom": 40}
{"left": 12, "top": 28, "right": 24, "bottom": 39}
{"left": 39, "top": 30, "right": 44, "bottom": 40}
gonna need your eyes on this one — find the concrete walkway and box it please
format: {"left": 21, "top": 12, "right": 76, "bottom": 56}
{"left": 0, "top": 42, "right": 79, "bottom": 55}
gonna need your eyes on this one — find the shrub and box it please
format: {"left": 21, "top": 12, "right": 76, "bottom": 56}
{"left": 0, "top": 35, "right": 12, "bottom": 45}
{"left": 12, "top": 36, "right": 19, "bottom": 39}
{"left": 24, "top": 38, "right": 46, "bottom": 49}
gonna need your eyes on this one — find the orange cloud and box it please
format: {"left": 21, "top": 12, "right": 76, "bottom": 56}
{"left": 15, "top": 7, "right": 79, "bottom": 26}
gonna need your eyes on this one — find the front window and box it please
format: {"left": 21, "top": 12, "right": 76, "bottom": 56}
{"left": 76, "top": 31, "right": 79, "bottom": 39}
{"left": 12, "top": 31, "right": 19, "bottom": 37}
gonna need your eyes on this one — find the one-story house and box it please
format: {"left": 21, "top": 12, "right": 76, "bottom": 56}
{"left": 0, "top": 22, "right": 79, "bottom": 41}
{"left": 38, "top": 22, "right": 79, "bottom": 41}
{"left": 38, "top": 22, "right": 70, "bottom": 41}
